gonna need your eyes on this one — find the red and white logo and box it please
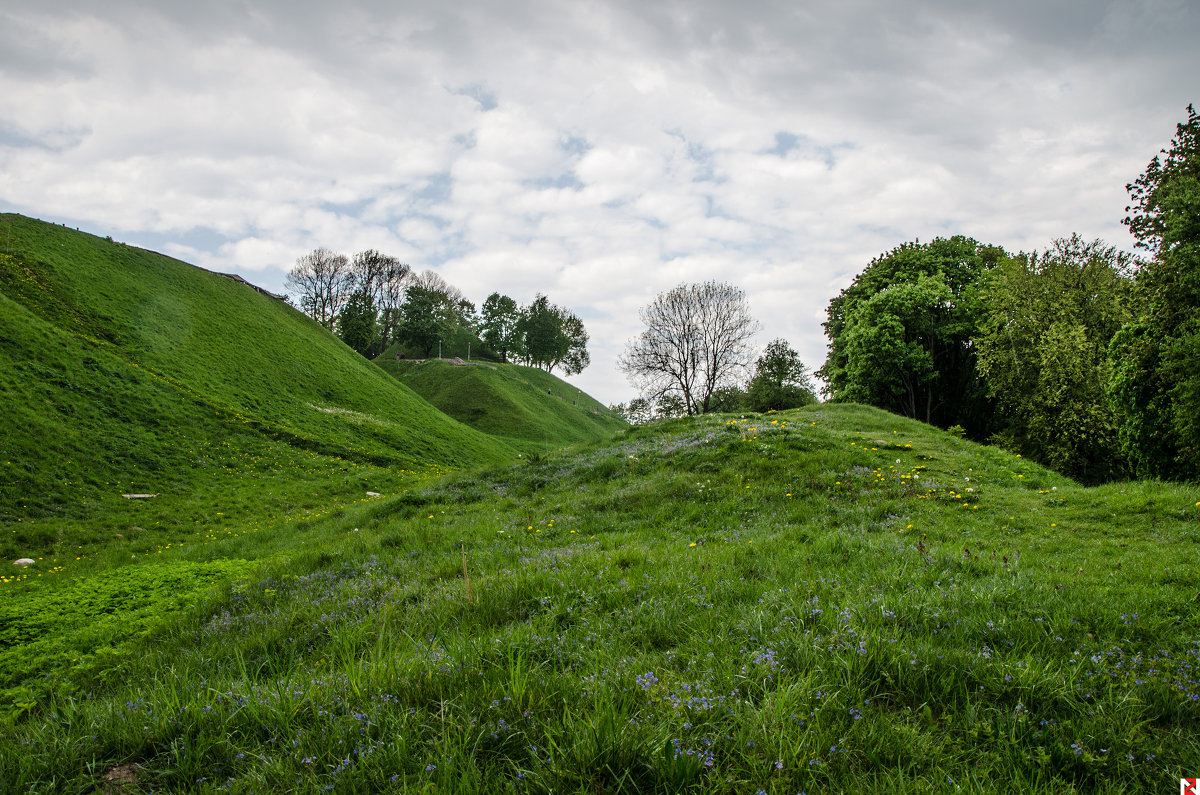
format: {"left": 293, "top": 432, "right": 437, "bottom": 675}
{"left": 1181, "top": 779, "right": 1200, "bottom": 795}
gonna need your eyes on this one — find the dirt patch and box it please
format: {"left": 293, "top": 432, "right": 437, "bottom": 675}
{"left": 100, "top": 764, "right": 141, "bottom": 793}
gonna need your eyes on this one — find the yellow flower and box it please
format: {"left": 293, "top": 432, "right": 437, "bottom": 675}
{"left": 689, "top": 542, "right": 697, "bottom": 547}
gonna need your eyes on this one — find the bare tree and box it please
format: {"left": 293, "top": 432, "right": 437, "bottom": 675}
{"left": 619, "top": 281, "right": 759, "bottom": 415}
{"left": 410, "top": 270, "right": 466, "bottom": 305}
{"left": 285, "top": 248, "right": 352, "bottom": 331}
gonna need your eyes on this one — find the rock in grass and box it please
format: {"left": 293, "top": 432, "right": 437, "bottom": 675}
{"left": 13, "top": 558, "right": 35, "bottom": 567}
{"left": 366, "top": 491, "right": 381, "bottom": 497}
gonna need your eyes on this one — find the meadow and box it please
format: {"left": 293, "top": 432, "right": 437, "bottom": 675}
{"left": 4, "top": 403, "right": 1199, "bottom": 793}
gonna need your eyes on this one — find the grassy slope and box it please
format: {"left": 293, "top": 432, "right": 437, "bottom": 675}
{"left": 376, "top": 357, "right": 627, "bottom": 451}
{"left": 0, "top": 214, "right": 513, "bottom": 529}
{"left": 0, "top": 214, "right": 518, "bottom": 673}
{"left": 4, "top": 403, "right": 1199, "bottom": 793}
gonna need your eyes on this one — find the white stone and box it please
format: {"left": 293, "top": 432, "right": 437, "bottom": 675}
{"left": 366, "top": 491, "right": 381, "bottom": 497}
{"left": 13, "top": 558, "right": 35, "bottom": 567}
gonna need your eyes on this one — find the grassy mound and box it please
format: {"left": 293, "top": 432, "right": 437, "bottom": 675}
{"left": 377, "top": 357, "right": 626, "bottom": 451}
{"left": 0, "top": 215, "right": 514, "bottom": 530}
{"left": 4, "top": 403, "right": 1199, "bottom": 792}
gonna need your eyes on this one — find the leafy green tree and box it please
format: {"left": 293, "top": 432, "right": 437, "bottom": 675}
{"left": 398, "top": 286, "right": 456, "bottom": 357}
{"left": 335, "top": 288, "right": 378, "bottom": 357}
{"left": 1110, "top": 105, "right": 1200, "bottom": 478}
{"left": 480, "top": 293, "right": 522, "bottom": 362}
{"left": 516, "top": 294, "right": 590, "bottom": 375}
{"left": 976, "top": 236, "right": 1135, "bottom": 482}
{"left": 707, "top": 386, "right": 748, "bottom": 413}
{"left": 819, "top": 236, "right": 1004, "bottom": 434}
{"left": 454, "top": 298, "right": 478, "bottom": 333}
{"left": 745, "top": 338, "right": 817, "bottom": 412}
{"left": 557, "top": 312, "right": 590, "bottom": 376}
{"left": 519, "top": 295, "right": 564, "bottom": 369}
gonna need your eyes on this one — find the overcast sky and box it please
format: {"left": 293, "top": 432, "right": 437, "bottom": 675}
{"left": 2, "top": 0, "right": 1197, "bottom": 405}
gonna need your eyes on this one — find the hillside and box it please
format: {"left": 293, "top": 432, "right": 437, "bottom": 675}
{"left": 4, "top": 402, "right": 1199, "bottom": 792}
{"left": 376, "top": 356, "right": 626, "bottom": 451}
{"left": 0, "top": 214, "right": 514, "bottom": 540}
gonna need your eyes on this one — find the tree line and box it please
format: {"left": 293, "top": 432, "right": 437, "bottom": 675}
{"left": 819, "top": 105, "right": 1199, "bottom": 484}
{"left": 285, "top": 250, "right": 589, "bottom": 374}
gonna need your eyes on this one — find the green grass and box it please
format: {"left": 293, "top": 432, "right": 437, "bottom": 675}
{"left": 0, "top": 214, "right": 515, "bottom": 526}
{"left": 3, "top": 403, "right": 1199, "bottom": 793}
{"left": 0, "top": 215, "right": 524, "bottom": 563}
{"left": 376, "top": 357, "right": 626, "bottom": 452}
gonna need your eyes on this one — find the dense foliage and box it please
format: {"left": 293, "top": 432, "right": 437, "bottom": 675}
{"left": 819, "top": 236, "right": 1005, "bottom": 436}
{"left": 745, "top": 338, "right": 818, "bottom": 412}
{"left": 1109, "top": 104, "right": 1200, "bottom": 479}
{"left": 289, "top": 252, "right": 592, "bottom": 375}
{"left": 975, "top": 236, "right": 1135, "bottom": 484}
{"left": 515, "top": 294, "right": 590, "bottom": 375}
{"left": 821, "top": 107, "right": 1200, "bottom": 485}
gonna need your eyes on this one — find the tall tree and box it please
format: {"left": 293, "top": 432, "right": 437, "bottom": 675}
{"left": 745, "top": 338, "right": 817, "bottom": 412}
{"left": 619, "top": 281, "right": 759, "bottom": 415}
{"left": 516, "top": 294, "right": 588, "bottom": 374}
{"left": 397, "top": 286, "right": 456, "bottom": 357}
{"left": 819, "top": 236, "right": 1004, "bottom": 435}
{"left": 336, "top": 288, "right": 378, "bottom": 357}
{"left": 519, "top": 294, "right": 562, "bottom": 369}
{"left": 480, "top": 292, "right": 522, "bottom": 362}
{"left": 285, "top": 248, "right": 352, "bottom": 331}
{"left": 1110, "top": 105, "right": 1200, "bottom": 478}
{"left": 352, "top": 250, "right": 409, "bottom": 355}
{"left": 976, "top": 236, "right": 1135, "bottom": 483}
{"left": 557, "top": 311, "right": 590, "bottom": 376}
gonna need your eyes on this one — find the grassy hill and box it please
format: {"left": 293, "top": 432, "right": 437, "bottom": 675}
{"left": 0, "top": 214, "right": 515, "bottom": 557}
{"left": 4, "top": 401, "right": 1199, "bottom": 792}
{"left": 376, "top": 357, "right": 627, "bottom": 452}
